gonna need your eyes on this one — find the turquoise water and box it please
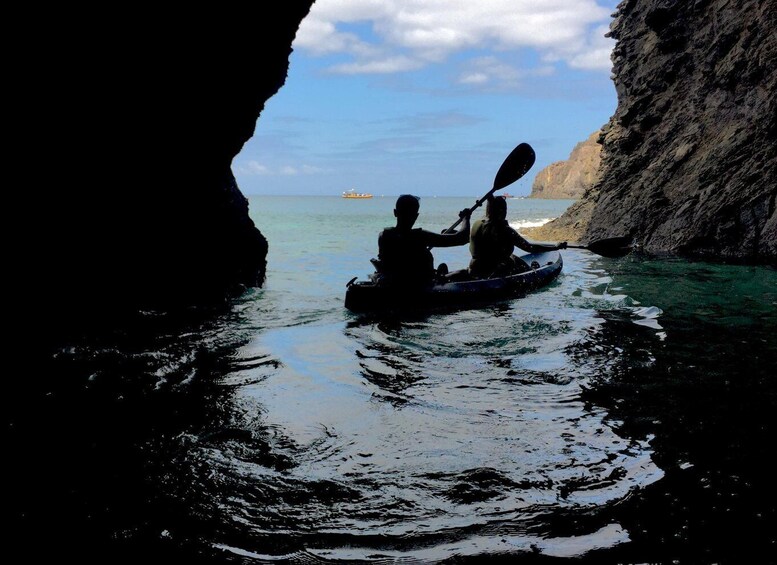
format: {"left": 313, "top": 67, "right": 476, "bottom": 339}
{"left": 10, "top": 195, "right": 776, "bottom": 563}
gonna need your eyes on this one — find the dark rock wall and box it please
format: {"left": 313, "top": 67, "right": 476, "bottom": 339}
{"left": 14, "top": 5, "right": 314, "bottom": 325}
{"left": 530, "top": 130, "right": 602, "bottom": 200}
{"left": 532, "top": 0, "right": 776, "bottom": 262}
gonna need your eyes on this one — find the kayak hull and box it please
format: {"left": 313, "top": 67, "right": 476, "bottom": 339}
{"left": 344, "top": 251, "right": 563, "bottom": 313}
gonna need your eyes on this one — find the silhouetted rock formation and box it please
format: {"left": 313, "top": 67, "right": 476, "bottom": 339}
{"left": 527, "top": 0, "right": 776, "bottom": 262}
{"left": 14, "top": 6, "right": 315, "bottom": 327}
{"left": 530, "top": 131, "right": 602, "bottom": 200}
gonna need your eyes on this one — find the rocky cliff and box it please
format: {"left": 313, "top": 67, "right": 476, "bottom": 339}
{"left": 530, "top": 131, "right": 602, "bottom": 200}
{"left": 527, "top": 0, "right": 776, "bottom": 263}
{"left": 14, "top": 5, "right": 315, "bottom": 326}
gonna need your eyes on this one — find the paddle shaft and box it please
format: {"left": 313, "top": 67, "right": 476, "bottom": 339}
{"left": 441, "top": 142, "right": 536, "bottom": 235}
{"left": 442, "top": 191, "right": 498, "bottom": 234}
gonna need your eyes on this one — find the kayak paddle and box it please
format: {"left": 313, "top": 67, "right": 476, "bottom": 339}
{"left": 441, "top": 142, "right": 536, "bottom": 234}
{"left": 566, "top": 236, "right": 635, "bottom": 258}
{"left": 436, "top": 144, "right": 633, "bottom": 259}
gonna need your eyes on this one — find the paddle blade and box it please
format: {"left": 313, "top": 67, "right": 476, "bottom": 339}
{"left": 585, "top": 236, "right": 635, "bottom": 258}
{"left": 493, "top": 143, "right": 536, "bottom": 191}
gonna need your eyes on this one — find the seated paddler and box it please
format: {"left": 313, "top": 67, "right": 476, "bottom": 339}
{"left": 375, "top": 194, "right": 471, "bottom": 286}
{"left": 469, "top": 195, "right": 566, "bottom": 278}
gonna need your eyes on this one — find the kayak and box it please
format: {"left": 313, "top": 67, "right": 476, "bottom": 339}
{"left": 344, "top": 250, "right": 563, "bottom": 313}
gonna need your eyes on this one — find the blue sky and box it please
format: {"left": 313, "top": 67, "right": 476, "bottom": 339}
{"left": 234, "top": 0, "right": 620, "bottom": 197}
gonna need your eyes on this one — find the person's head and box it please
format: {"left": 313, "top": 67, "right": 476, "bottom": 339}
{"left": 394, "top": 194, "right": 420, "bottom": 228}
{"left": 486, "top": 195, "right": 507, "bottom": 221}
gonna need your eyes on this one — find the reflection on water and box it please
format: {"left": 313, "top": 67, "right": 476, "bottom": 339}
{"left": 223, "top": 318, "right": 659, "bottom": 560}
{"left": 8, "top": 252, "right": 776, "bottom": 563}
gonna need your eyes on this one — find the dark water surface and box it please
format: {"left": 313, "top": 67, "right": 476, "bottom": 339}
{"left": 10, "top": 197, "right": 776, "bottom": 563}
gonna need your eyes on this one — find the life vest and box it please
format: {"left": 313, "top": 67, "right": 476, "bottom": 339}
{"left": 469, "top": 219, "right": 515, "bottom": 276}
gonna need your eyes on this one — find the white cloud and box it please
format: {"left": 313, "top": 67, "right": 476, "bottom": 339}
{"left": 569, "top": 47, "right": 613, "bottom": 70}
{"left": 568, "top": 25, "right": 615, "bottom": 70}
{"left": 295, "top": 18, "right": 382, "bottom": 58}
{"left": 456, "top": 56, "right": 556, "bottom": 91}
{"left": 294, "top": 0, "right": 614, "bottom": 74}
{"left": 329, "top": 55, "right": 424, "bottom": 75}
{"left": 459, "top": 72, "right": 488, "bottom": 85}
{"left": 245, "top": 161, "right": 269, "bottom": 175}
{"left": 394, "top": 110, "right": 484, "bottom": 133}
{"left": 235, "top": 161, "right": 325, "bottom": 177}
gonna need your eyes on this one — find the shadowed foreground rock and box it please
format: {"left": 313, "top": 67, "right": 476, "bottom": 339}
{"left": 528, "top": 0, "right": 776, "bottom": 263}
{"left": 13, "top": 5, "right": 314, "bottom": 330}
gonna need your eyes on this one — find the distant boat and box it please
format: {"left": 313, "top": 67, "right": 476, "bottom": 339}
{"left": 500, "top": 193, "right": 513, "bottom": 199}
{"left": 342, "top": 189, "right": 373, "bottom": 199}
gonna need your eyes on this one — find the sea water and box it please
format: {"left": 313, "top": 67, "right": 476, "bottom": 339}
{"left": 10, "top": 195, "right": 776, "bottom": 563}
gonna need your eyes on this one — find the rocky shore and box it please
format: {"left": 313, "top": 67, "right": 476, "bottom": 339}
{"left": 528, "top": 0, "right": 776, "bottom": 263}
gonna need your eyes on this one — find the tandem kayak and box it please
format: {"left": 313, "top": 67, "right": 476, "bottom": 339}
{"left": 344, "top": 250, "right": 563, "bottom": 313}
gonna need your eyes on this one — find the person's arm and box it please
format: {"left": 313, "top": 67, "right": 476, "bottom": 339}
{"left": 424, "top": 209, "right": 472, "bottom": 248}
{"left": 511, "top": 229, "right": 567, "bottom": 252}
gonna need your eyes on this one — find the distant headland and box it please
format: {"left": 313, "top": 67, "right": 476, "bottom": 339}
{"left": 529, "top": 130, "right": 602, "bottom": 201}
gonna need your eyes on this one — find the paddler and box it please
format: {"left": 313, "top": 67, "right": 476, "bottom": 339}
{"left": 468, "top": 195, "right": 567, "bottom": 278}
{"left": 375, "top": 194, "right": 471, "bottom": 286}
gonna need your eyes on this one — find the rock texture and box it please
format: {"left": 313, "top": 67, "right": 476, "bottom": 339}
{"left": 530, "top": 130, "right": 602, "bottom": 200}
{"left": 527, "top": 0, "right": 776, "bottom": 263}
{"left": 13, "top": 5, "right": 315, "bottom": 325}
